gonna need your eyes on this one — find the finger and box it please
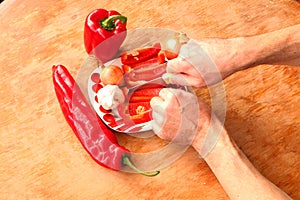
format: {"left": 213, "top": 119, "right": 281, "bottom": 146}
{"left": 150, "top": 96, "right": 164, "bottom": 108}
{"left": 150, "top": 96, "right": 165, "bottom": 115}
{"left": 151, "top": 109, "right": 165, "bottom": 127}
{"left": 166, "top": 73, "right": 205, "bottom": 87}
{"left": 167, "top": 56, "right": 202, "bottom": 76}
{"left": 166, "top": 57, "right": 191, "bottom": 74}
{"left": 171, "top": 88, "right": 200, "bottom": 112}
{"left": 158, "top": 88, "right": 177, "bottom": 104}
{"left": 151, "top": 121, "right": 163, "bottom": 137}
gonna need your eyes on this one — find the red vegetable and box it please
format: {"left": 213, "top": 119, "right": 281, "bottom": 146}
{"left": 117, "top": 101, "right": 152, "bottom": 125}
{"left": 84, "top": 9, "right": 127, "bottom": 62}
{"left": 120, "top": 44, "right": 167, "bottom": 87}
{"left": 52, "top": 64, "right": 159, "bottom": 176}
{"left": 127, "top": 63, "right": 166, "bottom": 82}
{"left": 117, "top": 84, "right": 164, "bottom": 124}
{"left": 121, "top": 43, "right": 161, "bottom": 65}
{"left": 159, "top": 49, "right": 178, "bottom": 60}
{"left": 129, "top": 102, "right": 152, "bottom": 124}
{"left": 129, "top": 86, "right": 163, "bottom": 103}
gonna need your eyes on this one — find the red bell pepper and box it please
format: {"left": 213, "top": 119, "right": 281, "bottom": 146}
{"left": 84, "top": 9, "right": 127, "bottom": 62}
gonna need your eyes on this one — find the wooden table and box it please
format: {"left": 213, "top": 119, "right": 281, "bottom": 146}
{"left": 1, "top": 0, "right": 300, "bottom": 199}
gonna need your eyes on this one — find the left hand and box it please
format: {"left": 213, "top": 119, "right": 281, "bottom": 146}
{"left": 150, "top": 88, "right": 200, "bottom": 145}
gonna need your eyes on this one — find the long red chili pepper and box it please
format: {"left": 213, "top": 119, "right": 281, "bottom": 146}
{"left": 52, "top": 64, "right": 159, "bottom": 176}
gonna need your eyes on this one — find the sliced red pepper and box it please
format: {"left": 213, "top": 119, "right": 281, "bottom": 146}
{"left": 121, "top": 43, "right": 161, "bottom": 65}
{"left": 103, "top": 114, "right": 117, "bottom": 127}
{"left": 100, "top": 105, "right": 112, "bottom": 113}
{"left": 130, "top": 63, "right": 167, "bottom": 81}
{"left": 129, "top": 96, "right": 153, "bottom": 103}
{"left": 128, "top": 102, "right": 152, "bottom": 124}
{"left": 128, "top": 102, "right": 151, "bottom": 115}
{"left": 122, "top": 54, "right": 165, "bottom": 73}
{"left": 123, "top": 62, "right": 167, "bottom": 87}
{"left": 92, "top": 83, "right": 103, "bottom": 93}
{"left": 131, "top": 114, "right": 151, "bottom": 124}
{"left": 130, "top": 55, "right": 165, "bottom": 68}
{"left": 129, "top": 87, "right": 163, "bottom": 103}
{"left": 158, "top": 50, "right": 167, "bottom": 63}
{"left": 91, "top": 72, "right": 101, "bottom": 83}
{"left": 160, "top": 49, "right": 178, "bottom": 60}
{"left": 117, "top": 101, "right": 152, "bottom": 125}
{"left": 122, "top": 65, "right": 132, "bottom": 74}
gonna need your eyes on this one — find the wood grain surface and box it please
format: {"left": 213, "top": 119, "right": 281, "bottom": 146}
{"left": 1, "top": 0, "right": 300, "bottom": 199}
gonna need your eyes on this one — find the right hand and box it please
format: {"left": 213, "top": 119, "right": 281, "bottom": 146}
{"left": 164, "top": 38, "right": 246, "bottom": 87}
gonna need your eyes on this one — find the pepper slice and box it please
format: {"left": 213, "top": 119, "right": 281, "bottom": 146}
{"left": 129, "top": 102, "right": 152, "bottom": 124}
{"left": 121, "top": 43, "right": 161, "bottom": 65}
{"left": 129, "top": 86, "right": 163, "bottom": 103}
{"left": 118, "top": 102, "right": 152, "bottom": 125}
{"left": 128, "top": 63, "right": 167, "bottom": 82}
{"left": 159, "top": 49, "right": 178, "bottom": 60}
{"left": 123, "top": 61, "right": 167, "bottom": 87}
{"left": 52, "top": 64, "right": 159, "bottom": 176}
{"left": 118, "top": 85, "right": 164, "bottom": 124}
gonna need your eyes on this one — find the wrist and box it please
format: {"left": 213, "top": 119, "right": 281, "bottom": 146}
{"left": 191, "top": 114, "right": 211, "bottom": 153}
{"left": 192, "top": 109, "right": 228, "bottom": 158}
{"left": 225, "top": 36, "right": 259, "bottom": 73}
{"left": 203, "top": 128, "right": 238, "bottom": 165}
{"left": 199, "top": 37, "right": 255, "bottom": 78}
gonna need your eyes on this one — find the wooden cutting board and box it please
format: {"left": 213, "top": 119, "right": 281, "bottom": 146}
{"left": 1, "top": 0, "right": 300, "bottom": 199}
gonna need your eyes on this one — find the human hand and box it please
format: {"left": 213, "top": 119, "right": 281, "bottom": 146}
{"left": 150, "top": 88, "right": 199, "bottom": 145}
{"left": 164, "top": 38, "right": 247, "bottom": 87}
{"left": 150, "top": 87, "right": 226, "bottom": 157}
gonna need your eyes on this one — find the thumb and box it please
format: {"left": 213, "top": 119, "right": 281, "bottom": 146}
{"left": 162, "top": 73, "right": 205, "bottom": 87}
{"left": 162, "top": 73, "right": 188, "bottom": 85}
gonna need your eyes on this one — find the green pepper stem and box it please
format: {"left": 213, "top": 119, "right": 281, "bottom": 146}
{"left": 100, "top": 15, "right": 127, "bottom": 31}
{"left": 122, "top": 155, "right": 160, "bottom": 177}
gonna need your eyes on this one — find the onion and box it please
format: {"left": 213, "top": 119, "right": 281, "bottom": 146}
{"left": 100, "top": 65, "right": 124, "bottom": 86}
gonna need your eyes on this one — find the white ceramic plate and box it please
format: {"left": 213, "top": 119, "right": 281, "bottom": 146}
{"left": 87, "top": 58, "right": 154, "bottom": 133}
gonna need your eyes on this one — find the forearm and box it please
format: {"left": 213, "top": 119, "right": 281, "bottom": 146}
{"left": 193, "top": 120, "right": 291, "bottom": 200}
{"left": 238, "top": 24, "right": 300, "bottom": 68}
